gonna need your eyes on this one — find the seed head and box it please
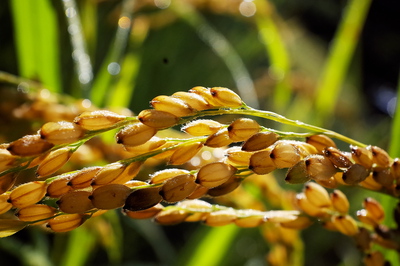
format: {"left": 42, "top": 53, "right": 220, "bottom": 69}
{"left": 123, "top": 204, "right": 163, "bottom": 220}
{"left": 16, "top": 204, "right": 56, "bottom": 225}
{"left": 176, "top": 199, "right": 212, "bottom": 222}
{"left": 40, "top": 121, "right": 85, "bottom": 145}
{"left": 176, "top": 199, "right": 212, "bottom": 210}
{"left": 391, "top": 158, "right": 400, "bottom": 182}
{"left": 363, "top": 251, "right": 385, "bottom": 266}
{"left": 169, "top": 142, "right": 203, "bottom": 165}
{"left": 0, "top": 173, "right": 17, "bottom": 195}
{"left": 285, "top": 160, "right": 310, "bottom": 184}
{"left": 296, "top": 142, "right": 319, "bottom": 157}
{"left": 242, "top": 132, "right": 279, "bottom": 152}
{"left": 306, "top": 134, "right": 337, "bottom": 153}
{"left": 172, "top": 91, "right": 211, "bottom": 111}
{"left": 160, "top": 174, "right": 197, "bottom": 203}
{"left": 225, "top": 147, "right": 253, "bottom": 166}
{"left": 372, "top": 168, "right": 394, "bottom": 188}
{"left": 207, "top": 175, "right": 241, "bottom": 197}
{"left": 280, "top": 216, "right": 313, "bottom": 230}
{"left": 295, "top": 193, "right": 327, "bottom": 217}
{"left": 9, "top": 181, "right": 48, "bottom": 209}
{"left": 342, "top": 164, "right": 369, "bottom": 185}
{"left": 112, "top": 161, "right": 143, "bottom": 185}
{"left": 124, "top": 137, "right": 166, "bottom": 155}
{"left": 74, "top": 110, "right": 126, "bottom": 131}
{"left": 235, "top": 215, "right": 264, "bottom": 228}
{"left": 270, "top": 141, "right": 302, "bottom": 169}
{"left": 124, "top": 180, "right": 148, "bottom": 188}
{"left": 189, "top": 86, "right": 220, "bottom": 107}
{"left": 7, "top": 135, "right": 54, "bottom": 156}
{"left": 249, "top": 149, "right": 276, "bottom": 175}
{"left": 47, "top": 213, "right": 85, "bottom": 232}
{"left": 124, "top": 187, "right": 162, "bottom": 211}
{"left": 205, "top": 209, "right": 237, "bottom": 226}
{"left": 330, "top": 190, "right": 350, "bottom": 214}
{"left": 363, "top": 197, "right": 385, "bottom": 223}
{"left": 151, "top": 95, "right": 195, "bottom": 117}
{"left": 331, "top": 215, "right": 359, "bottom": 236}
{"left": 303, "top": 182, "right": 331, "bottom": 208}
{"left": 369, "top": 145, "right": 391, "bottom": 168}
{"left": 356, "top": 209, "right": 378, "bottom": 227}
{"left": 351, "top": 146, "right": 373, "bottom": 170}
{"left": 150, "top": 168, "right": 190, "bottom": 184}
{"left": 186, "top": 184, "right": 209, "bottom": 199}
{"left": 227, "top": 118, "right": 260, "bottom": 142}
{"left": 90, "top": 184, "right": 131, "bottom": 210}
{"left": 205, "top": 128, "right": 233, "bottom": 148}
{"left": 305, "top": 154, "right": 337, "bottom": 181}
{"left": 182, "top": 119, "right": 222, "bottom": 136}
{"left": 68, "top": 166, "right": 102, "bottom": 189}
{"left": 359, "top": 174, "right": 383, "bottom": 191}
{"left": 323, "top": 147, "right": 353, "bottom": 168}
{"left": 92, "top": 161, "right": 142, "bottom": 186}
{"left": 57, "top": 190, "right": 94, "bottom": 214}
{"left": 0, "top": 148, "right": 17, "bottom": 173}
{"left": 154, "top": 209, "right": 189, "bottom": 225}
{"left": 0, "top": 194, "right": 12, "bottom": 215}
{"left": 210, "top": 87, "right": 243, "bottom": 107}
{"left": 116, "top": 122, "right": 157, "bottom": 147}
{"left": 46, "top": 175, "right": 74, "bottom": 198}
{"left": 36, "top": 147, "right": 73, "bottom": 177}
{"left": 196, "top": 162, "right": 237, "bottom": 188}
{"left": 138, "top": 109, "right": 179, "bottom": 129}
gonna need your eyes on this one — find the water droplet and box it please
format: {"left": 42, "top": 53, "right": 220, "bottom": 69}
{"left": 201, "top": 151, "right": 212, "bottom": 160}
{"left": 239, "top": 1, "right": 256, "bottom": 17}
{"left": 118, "top": 16, "right": 131, "bottom": 29}
{"left": 65, "top": 7, "right": 76, "bottom": 18}
{"left": 154, "top": 0, "right": 171, "bottom": 9}
{"left": 107, "top": 62, "right": 121, "bottom": 75}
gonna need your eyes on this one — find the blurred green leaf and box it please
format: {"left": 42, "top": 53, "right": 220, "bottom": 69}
{"left": 178, "top": 225, "right": 239, "bottom": 266}
{"left": 254, "top": 0, "right": 291, "bottom": 111}
{"left": 11, "top": 0, "right": 61, "bottom": 92}
{"left": 60, "top": 226, "right": 96, "bottom": 266}
{"left": 315, "top": 0, "right": 372, "bottom": 124}
{"left": 381, "top": 72, "right": 400, "bottom": 264}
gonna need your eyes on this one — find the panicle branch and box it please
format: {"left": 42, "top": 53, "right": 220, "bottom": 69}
{"left": 0, "top": 86, "right": 398, "bottom": 263}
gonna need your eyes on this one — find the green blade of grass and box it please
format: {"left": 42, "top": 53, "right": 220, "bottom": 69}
{"left": 254, "top": 0, "right": 291, "bottom": 112}
{"left": 315, "top": 0, "right": 372, "bottom": 123}
{"left": 60, "top": 226, "right": 97, "bottom": 266}
{"left": 177, "top": 225, "right": 239, "bottom": 266}
{"left": 107, "top": 52, "right": 140, "bottom": 108}
{"left": 380, "top": 72, "right": 400, "bottom": 264}
{"left": 11, "top": 0, "right": 61, "bottom": 92}
{"left": 171, "top": 1, "right": 259, "bottom": 109}
{"left": 389, "top": 75, "right": 400, "bottom": 157}
{"left": 90, "top": 0, "right": 135, "bottom": 107}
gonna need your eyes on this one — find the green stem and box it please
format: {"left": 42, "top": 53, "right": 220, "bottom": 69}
{"left": 180, "top": 106, "right": 366, "bottom": 147}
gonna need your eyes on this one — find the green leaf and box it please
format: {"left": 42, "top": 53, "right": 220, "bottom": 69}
{"left": 178, "top": 224, "right": 239, "bottom": 266}
{"left": 10, "top": 0, "right": 61, "bottom": 92}
{"left": 314, "top": 0, "right": 372, "bottom": 123}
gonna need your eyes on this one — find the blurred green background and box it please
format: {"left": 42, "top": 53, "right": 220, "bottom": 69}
{"left": 0, "top": 0, "right": 399, "bottom": 265}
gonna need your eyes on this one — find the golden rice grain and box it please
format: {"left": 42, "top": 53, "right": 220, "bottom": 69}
{"left": 7, "top": 135, "right": 54, "bottom": 157}
{"left": 9, "top": 181, "right": 48, "bottom": 209}
{"left": 40, "top": 121, "right": 85, "bottom": 145}
{"left": 74, "top": 110, "right": 126, "bottom": 131}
